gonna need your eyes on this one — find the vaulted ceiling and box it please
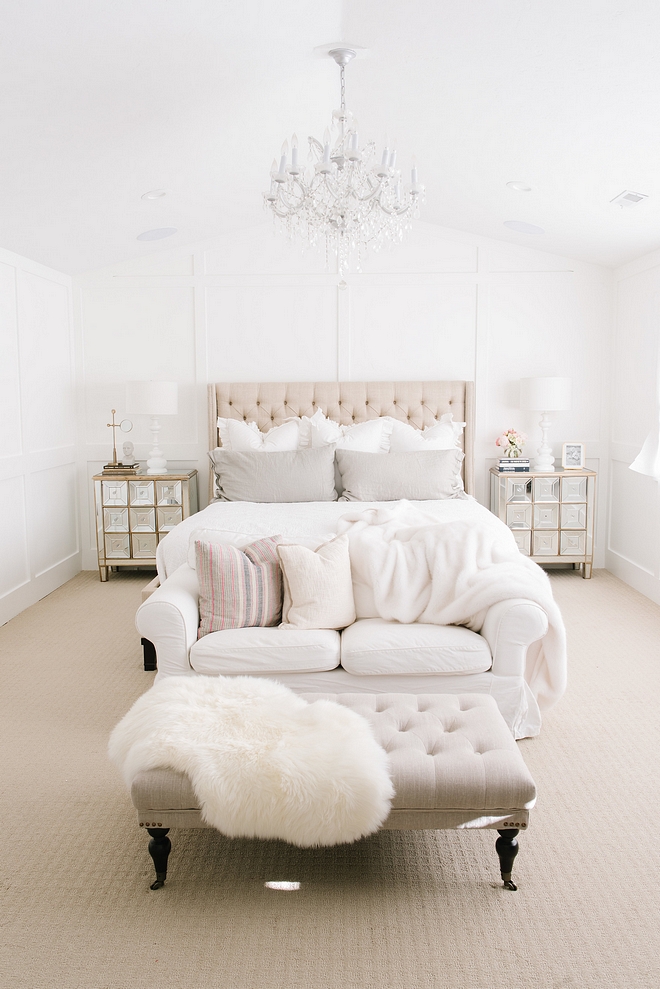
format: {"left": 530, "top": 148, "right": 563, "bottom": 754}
{"left": 3, "top": 0, "right": 660, "bottom": 273}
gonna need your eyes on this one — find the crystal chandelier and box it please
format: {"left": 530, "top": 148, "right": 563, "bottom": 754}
{"left": 264, "top": 47, "right": 424, "bottom": 275}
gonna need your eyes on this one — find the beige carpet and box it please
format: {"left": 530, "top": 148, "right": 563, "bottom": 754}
{"left": 1, "top": 568, "right": 660, "bottom": 989}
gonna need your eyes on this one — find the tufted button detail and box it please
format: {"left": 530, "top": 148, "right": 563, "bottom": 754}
{"left": 352, "top": 415, "right": 355, "bottom": 420}
{"left": 228, "top": 401, "right": 232, "bottom": 406}
{"left": 271, "top": 415, "right": 274, "bottom": 421}
{"left": 256, "top": 401, "right": 260, "bottom": 406}
{"left": 243, "top": 416, "right": 247, "bottom": 421}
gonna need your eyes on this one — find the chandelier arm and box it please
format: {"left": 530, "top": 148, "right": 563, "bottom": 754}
{"left": 377, "top": 200, "right": 413, "bottom": 217}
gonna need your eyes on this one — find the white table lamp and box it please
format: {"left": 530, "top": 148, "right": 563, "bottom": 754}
{"left": 520, "top": 377, "right": 571, "bottom": 472}
{"left": 126, "top": 381, "right": 178, "bottom": 474}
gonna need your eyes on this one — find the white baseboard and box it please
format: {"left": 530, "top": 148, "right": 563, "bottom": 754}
{"left": 605, "top": 550, "right": 660, "bottom": 605}
{"left": 0, "top": 554, "right": 82, "bottom": 627}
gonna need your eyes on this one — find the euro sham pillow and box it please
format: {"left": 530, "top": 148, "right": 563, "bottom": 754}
{"left": 387, "top": 413, "right": 465, "bottom": 452}
{"left": 195, "top": 535, "right": 283, "bottom": 637}
{"left": 217, "top": 417, "right": 302, "bottom": 451}
{"left": 209, "top": 447, "right": 338, "bottom": 502}
{"left": 301, "top": 410, "right": 393, "bottom": 452}
{"left": 335, "top": 448, "right": 465, "bottom": 502}
{"left": 277, "top": 534, "right": 356, "bottom": 630}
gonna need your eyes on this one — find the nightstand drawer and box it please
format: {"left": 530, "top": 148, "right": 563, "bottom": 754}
{"left": 533, "top": 504, "right": 559, "bottom": 529}
{"left": 507, "top": 504, "right": 532, "bottom": 528}
{"left": 561, "top": 476, "right": 588, "bottom": 502}
{"left": 104, "top": 508, "right": 128, "bottom": 532}
{"left": 102, "top": 480, "right": 128, "bottom": 505}
{"left": 506, "top": 477, "right": 532, "bottom": 502}
{"left": 130, "top": 508, "right": 156, "bottom": 532}
{"left": 533, "top": 476, "right": 560, "bottom": 502}
{"left": 157, "top": 506, "right": 183, "bottom": 530}
{"left": 560, "top": 530, "right": 586, "bottom": 555}
{"left": 512, "top": 530, "right": 531, "bottom": 555}
{"left": 156, "top": 480, "right": 182, "bottom": 505}
{"left": 132, "top": 533, "right": 158, "bottom": 558}
{"left": 105, "top": 534, "right": 131, "bottom": 558}
{"left": 129, "top": 480, "right": 155, "bottom": 505}
{"left": 561, "top": 504, "right": 586, "bottom": 529}
{"left": 533, "top": 531, "right": 559, "bottom": 556}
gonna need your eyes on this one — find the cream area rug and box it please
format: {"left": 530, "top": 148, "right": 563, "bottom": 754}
{"left": 1, "top": 568, "right": 660, "bottom": 989}
{"left": 109, "top": 674, "right": 393, "bottom": 846}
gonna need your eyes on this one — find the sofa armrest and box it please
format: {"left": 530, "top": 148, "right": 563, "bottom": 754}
{"left": 135, "top": 564, "right": 200, "bottom": 677}
{"left": 480, "top": 599, "right": 549, "bottom": 678}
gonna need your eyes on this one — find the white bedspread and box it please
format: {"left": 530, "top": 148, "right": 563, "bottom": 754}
{"left": 157, "top": 498, "right": 507, "bottom": 580}
{"left": 337, "top": 504, "right": 566, "bottom": 711}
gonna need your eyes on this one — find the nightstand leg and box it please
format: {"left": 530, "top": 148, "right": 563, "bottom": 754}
{"left": 99, "top": 566, "right": 108, "bottom": 582}
{"left": 583, "top": 562, "right": 592, "bottom": 579}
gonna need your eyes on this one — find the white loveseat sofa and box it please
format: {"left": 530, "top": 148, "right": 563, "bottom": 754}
{"left": 135, "top": 563, "right": 549, "bottom": 738}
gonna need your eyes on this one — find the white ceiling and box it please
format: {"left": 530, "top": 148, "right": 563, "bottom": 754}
{"left": 3, "top": 0, "right": 660, "bottom": 274}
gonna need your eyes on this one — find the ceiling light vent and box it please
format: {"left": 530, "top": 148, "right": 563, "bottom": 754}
{"left": 610, "top": 190, "right": 649, "bottom": 209}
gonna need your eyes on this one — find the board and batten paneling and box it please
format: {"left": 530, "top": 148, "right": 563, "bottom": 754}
{"left": 0, "top": 249, "right": 78, "bottom": 626}
{"left": 607, "top": 252, "right": 660, "bottom": 603}
{"left": 74, "top": 220, "right": 611, "bottom": 571}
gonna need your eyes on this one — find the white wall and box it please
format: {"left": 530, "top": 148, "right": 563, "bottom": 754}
{"left": 607, "top": 250, "right": 660, "bottom": 603}
{"left": 74, "top": 221, "right": 612, "bottom": 571}
{"left": 0, "top": 248, "right": 78, "bottom": 626}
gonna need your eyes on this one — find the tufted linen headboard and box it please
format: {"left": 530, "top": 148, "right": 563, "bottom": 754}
{"left": 208, "top": 381, "right": 475, "bottom": 499}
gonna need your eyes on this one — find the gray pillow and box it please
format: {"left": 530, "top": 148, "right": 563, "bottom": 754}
{"left": 209, "top": 447, "right": 338, "bottom": 503}
{"left": 335, "top": 449, "right": 465, "bottom": 502}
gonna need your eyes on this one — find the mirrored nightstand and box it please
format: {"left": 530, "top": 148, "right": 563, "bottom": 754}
{"left": 489, "top": 467, "right": 596, "bottom": 577}
{"left": 93, "top": 469, "right": 198, "bottom": 581}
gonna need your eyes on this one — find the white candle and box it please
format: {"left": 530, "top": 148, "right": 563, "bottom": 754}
{"left": 411, "top": 156, "right": 418, "bottom": 185}
{"left": 291, "top": 134, "right": 298, "bottom": 170}
{"left": 323, "top": 128, "right": 331, "bottom": 163}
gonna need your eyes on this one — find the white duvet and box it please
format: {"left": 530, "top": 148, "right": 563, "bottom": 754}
{"left": 156, "top": 498, "right": 509, "bottom": 579}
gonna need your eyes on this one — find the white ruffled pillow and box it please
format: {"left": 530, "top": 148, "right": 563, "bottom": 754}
{"left": 217, "top": 417, "right": 302, "bottom": 452}
{"left": 387, "top": 413, "right": 465, "bottom": 452}
{"left": 301, "top": 409, "right": 393, "bottom": 453}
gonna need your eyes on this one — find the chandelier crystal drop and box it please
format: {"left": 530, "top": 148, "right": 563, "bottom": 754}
{"left": 264, "top": 47, "right": 424, "bottom": 275}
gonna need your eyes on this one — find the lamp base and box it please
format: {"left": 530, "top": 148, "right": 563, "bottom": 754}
{"left": 146, "top": 416, "right": 168, "bottom": 474}
{"left": 146, "top": 456, "right": 168, "bottom": 475}
{"left": 533, "top": 412, "right": 556, "bottom": 472}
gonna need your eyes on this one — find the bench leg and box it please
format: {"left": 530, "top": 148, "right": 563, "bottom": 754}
{"left": 146, "top": 828, "right": 171, "bottom": 890}
{"left": 496, "top": 828, "right": 519, "bottom": 890}
{"left": 141, "top": 638, "right": 157, "bottom": 672}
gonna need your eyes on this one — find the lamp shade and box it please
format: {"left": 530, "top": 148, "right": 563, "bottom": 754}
{"left": 126, "top": 381, "right": 178, "bottom": 416}
{"left": 520, "top": 376, "right": 571, "bottom": 412}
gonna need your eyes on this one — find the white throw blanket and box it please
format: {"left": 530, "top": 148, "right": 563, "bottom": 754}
{"left": 109, "top": 676, "right": 394, "bottom": 847}
{"left": 337, "top": 504, "right": 567, "bottom": 710}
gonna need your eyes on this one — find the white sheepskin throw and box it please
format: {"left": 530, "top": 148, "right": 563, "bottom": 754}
{"left": 108, "top": 675, "right": 394, "bottom": 847}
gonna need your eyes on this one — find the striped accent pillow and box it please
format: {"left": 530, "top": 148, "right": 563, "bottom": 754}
{"left": 195, "top": 536, "right": 283, "bottom": 638}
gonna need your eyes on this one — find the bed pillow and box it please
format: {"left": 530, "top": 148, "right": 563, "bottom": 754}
{"left": 209, "top": 447, "right": 338, "bottom": 502}
{"left": 277, "top": 534, "right": 356, "bottom": 630}
{"left": 217, "top": 417, "right": 302, "bottom": 451}
{"left": 302, "top": 410, "right": 393, "bottom": 453}
{"left": 195, "top": 535, "right": 283, "bottom": 637}
{"left": 335, "top": 448, "right": 465, "bottom": 501}
{"left": 387, "top": 414, "right": 465, "bottom": 452}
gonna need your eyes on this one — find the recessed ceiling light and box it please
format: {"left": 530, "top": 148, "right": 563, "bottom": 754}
{"left": 504, "top": 220, "right": 545, "bottom": 235}
{"left": 141, "top": 190, "right": 167, "bottom": 200}
{"left": 264, "top": 881, "right": 301, "bottom": 891}
{"left": 136, "top": 227, "right": 178, "bottom": 241}
{"left": 506, "top": 181, "right": 532, "bottom": 192}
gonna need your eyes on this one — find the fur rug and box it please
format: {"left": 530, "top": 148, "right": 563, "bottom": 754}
{"left": 109, "top": 676, "right": 394, "bottom": 847}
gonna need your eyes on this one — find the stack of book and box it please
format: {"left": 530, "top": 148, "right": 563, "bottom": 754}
{"left": 102, "top": 461, "right": 141, "bottom": 475}
{"left": 498, "top": 457, "right": 530, "bottom": 473}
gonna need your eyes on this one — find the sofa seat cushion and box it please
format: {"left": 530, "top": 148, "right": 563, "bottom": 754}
{"left": 189, "top": 627, "right": 341, "bottom": 675}
{"left": 340, "top": 618, "right": 492, "bottom": 676}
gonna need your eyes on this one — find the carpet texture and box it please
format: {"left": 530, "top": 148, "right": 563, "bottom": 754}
{"left": 1, "top": 567, "right": 659, "bottom": 989}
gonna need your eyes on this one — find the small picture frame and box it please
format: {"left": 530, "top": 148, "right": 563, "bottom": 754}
{"left": 562, "top": 442, "right": 585, "bottom": 470}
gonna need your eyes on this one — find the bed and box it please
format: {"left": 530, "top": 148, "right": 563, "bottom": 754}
{"left": 136, "top": 381, "right": 566, "bottom": 738}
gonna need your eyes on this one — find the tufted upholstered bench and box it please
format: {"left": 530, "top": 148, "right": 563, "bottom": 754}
{"left": 131, "top": 693, "right": 536, "bottom": 891}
